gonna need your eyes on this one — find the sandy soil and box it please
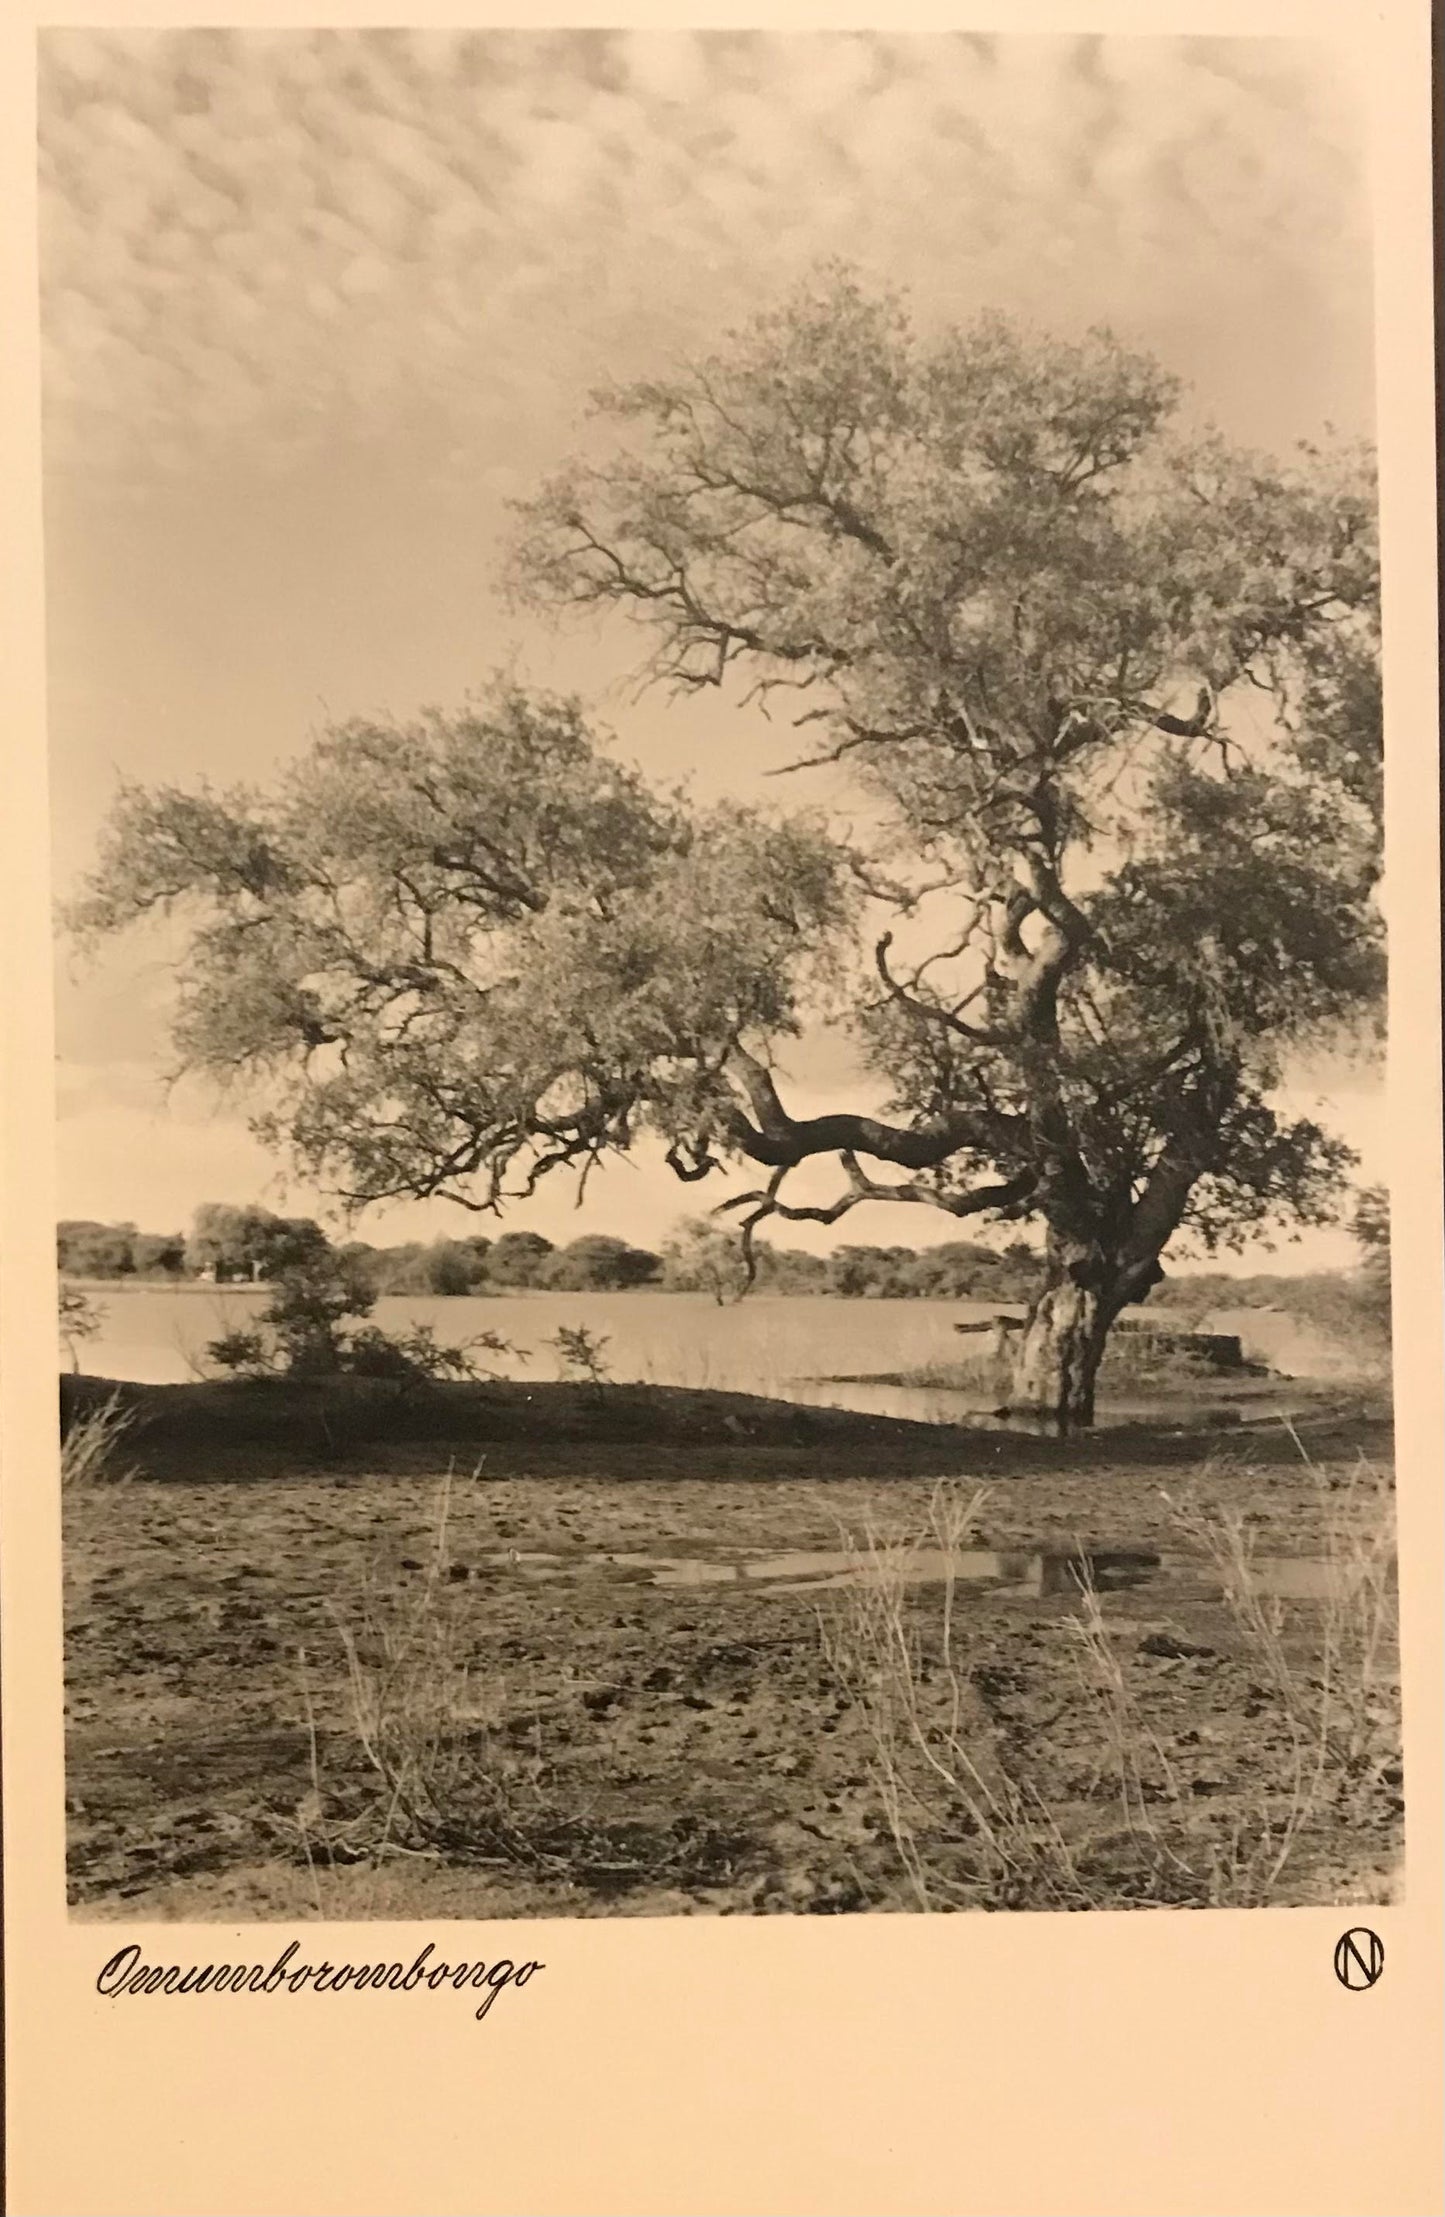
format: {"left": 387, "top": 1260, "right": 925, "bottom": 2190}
{"left": 63, "top": 1380, "right": 1402, "bottom": 1920}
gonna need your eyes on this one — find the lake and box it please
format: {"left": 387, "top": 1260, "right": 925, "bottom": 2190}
{"left": 64, "top": 1282, "right": 1311, "bottom": 1431}
{"left": 65, "top": 1282, "right": 1005, "bottom": 1417}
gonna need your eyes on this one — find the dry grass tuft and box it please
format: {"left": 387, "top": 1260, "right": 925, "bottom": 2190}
{"left": 820, "top": 1483, "right": 1098, "bottom": 1909}
{"left": 61, "top": 1390, "right": 137, "bottom": 1493}
{"left": 823, "top": 1454, "right": 1399, "bottom": 1911}
{"left": 290, "top": 1461, "right": 553, "bottom": 1909}
{"left": 291, "top": 1463, "right": 747, "bottom": 1912}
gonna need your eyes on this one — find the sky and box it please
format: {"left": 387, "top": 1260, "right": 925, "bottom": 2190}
{"left": 40, "top": 28, "right": 1384, "bottom": 1268}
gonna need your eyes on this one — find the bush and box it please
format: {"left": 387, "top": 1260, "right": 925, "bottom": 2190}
{"left": 58, "top": 1283, "right": 106, "bottom": 1374}
{"left": 205, "top": 1327, "right": 274, "bottom": 1377}
{"left": 345, "top": 1322, "right": 521, "bottom": 1384}
{"left": 547, "top": 1323, "right": 612, "bottom": 1389}
{"left": 204, "top": 1258, "right": 520, "bottom": 1388}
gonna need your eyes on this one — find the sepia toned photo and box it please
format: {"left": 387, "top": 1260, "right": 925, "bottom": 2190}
{"left": 46, "top": 28, "right": 1402, "bottom": 1926}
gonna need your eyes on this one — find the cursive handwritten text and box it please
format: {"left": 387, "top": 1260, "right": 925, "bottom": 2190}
{"left": 95, "top": 1939, "right": 544, "bottom": 2022}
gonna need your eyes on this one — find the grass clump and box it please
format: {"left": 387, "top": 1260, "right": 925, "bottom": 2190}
{"left": 61, "top": 1388, "right": 137, "bottom": 1493}
{"left": 823, "top": 1450, "right": 1399, "bottom": 1911}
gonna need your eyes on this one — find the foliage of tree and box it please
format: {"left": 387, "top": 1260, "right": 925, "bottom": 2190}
{"left": 660, "top": 1216, "right": 754, "bottom": 1304}
{"left": 52, "top": 1205, "right": 1077, "bottom": 1306}
{"left": 131, "top": 1231, "right": 187, "bottom": 1276}
{"left": 898, "top": 1238, "right": 1039, "bottom": 1302}
{"left": 485, "top": 1231, "right": 558, "bottom": 1287}
{"left": 1148, "top": 1261, "right": 1390, "bottom": 1355}
{"left": 57, "top": 1220, "right": 138, "bottom": 1279}
{"left": 508, "top": 270, "right": 1383, "bottom": 1422}
{"left": 58, "top": 1284, "right": 106, "bottom": 1373}
{"left": 71, "top": 271, "right": 1383, "bottom": 1426}
{"left": 185, "top": 1203, "right": 330, "bottom": 1283}
{"left": 203, "top": 1253, "right": 518, "bottom": 1385}
{"left": 542, "top": 1234, "right": 662, "bottom": 1290}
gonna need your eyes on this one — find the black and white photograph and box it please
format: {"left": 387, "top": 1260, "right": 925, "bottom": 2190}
{"left": 44, "top": 27, "right": 1404, "bottom": 1925}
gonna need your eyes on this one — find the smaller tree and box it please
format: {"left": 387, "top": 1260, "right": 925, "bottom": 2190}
{"left": 757, "top": 1245, "right": 830, "bottom": 1293}
{"left": 487, "top": 1232, "right": 556, "bottom": 1288}
{"left": 57, "top": 1221, "right": 136, "bottom": 1279}
{"left": 131, "top": 1231, "right": 187, "bottom": 1277}
{"left": 186, "top": 1203, "right": 331, "bottom": 1283}
{"left": 58, "top": 1284, "right": 106, "bottom": 1374}
{"left": 547, "top": 1322, "right": 613, "bottom": 1390}
{"left": 1352, "top": 1184, "right": 1389, "bottom": 1267}
{"left": 419, "top": 1238, "right": 490, "bottom": 1295}
{"left": 900, "top": 1241, "right": 996, "bottom": 1298}
{"left": 204, "top": 1253, "right": 518, "bottom": 1386}
{"left": 543, "top": 1234, "right": 662, "bottom": 1290}
{"left": 828, "top": 1246, "right": 915, "bottom": 1298}
{"left": 258, "top": 1253, "right": 378, "bottom": 1375}
{"left": 662, "top": 1217, "right": 752, "bottom": 1305}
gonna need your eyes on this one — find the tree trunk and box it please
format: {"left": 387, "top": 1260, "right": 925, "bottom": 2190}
{"left": 1006, "top": 1247, "right": 1111, "bottom": 1433}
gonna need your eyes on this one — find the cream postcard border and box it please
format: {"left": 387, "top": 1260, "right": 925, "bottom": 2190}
{"left": 2, "top": 6, "right": 1440, "bottom": 2214}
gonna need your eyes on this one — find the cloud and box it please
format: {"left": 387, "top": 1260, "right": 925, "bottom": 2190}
{"left": 39, "top": 30, "right": 1370, "bottom": 489}
{"left": 40, "top": 31, "right": 1379, "bottom": 1257}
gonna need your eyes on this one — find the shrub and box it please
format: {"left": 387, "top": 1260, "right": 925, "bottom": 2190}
{"left": 205, "top": 1327, "right": 274, "bottom": 1377}
{"left": 344, "top": 1322, "right": 521, "bottom": 1385}
{"left": 547, "top": 1323, "right": 613, "bottom": 1389}
{"left": 203, "top": 1258, "right": 519, "bottom": 1388}
{"left": 58, "top": 1283, "right": 107, "bottom": 1374}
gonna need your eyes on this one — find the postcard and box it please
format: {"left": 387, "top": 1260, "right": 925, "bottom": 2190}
{"left": 3, "top": 5, "right": 1441, "bottom": 2212}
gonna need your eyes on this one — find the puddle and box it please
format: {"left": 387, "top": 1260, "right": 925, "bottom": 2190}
{"left": 745, "top": 1546, "right": 1161, "bottom": 1595}
{"left": 537, "top": 1544, "right": 1375, "bottom": 1602}
{"left": 473, "top": 1540, "right": 1378, "bottom": 1604}
{"left": 608, "top": 1553, "right": 740, "bottom": 1587}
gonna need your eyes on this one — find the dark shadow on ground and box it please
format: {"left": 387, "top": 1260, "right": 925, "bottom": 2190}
{"left": 61, "top": 1370, "right": 1392, "bottom": 1485}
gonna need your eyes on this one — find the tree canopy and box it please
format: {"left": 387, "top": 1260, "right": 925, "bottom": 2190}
{"left": 72, "top": 269, "right": 1384, "bottom": 1424}
{"left": 73, "top": 688, "right": 850, "bottom": 1219}
{"left": 185, "top": 1204, "right": 330, "bottom": 1282}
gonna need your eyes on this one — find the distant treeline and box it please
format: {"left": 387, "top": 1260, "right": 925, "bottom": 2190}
{"left": 58, "top": 1203, "right": 1043, "bottom": 1301}
{"left": 56, "top": 1202, "right": 1389, "bottom": 1333}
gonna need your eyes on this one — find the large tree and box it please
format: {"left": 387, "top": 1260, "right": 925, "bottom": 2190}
{"left": 72, "top": 273, "right": 1383, "bottom": 1428}
{"left": 506, "top": 272, "right": 1383, "bottom": 1423}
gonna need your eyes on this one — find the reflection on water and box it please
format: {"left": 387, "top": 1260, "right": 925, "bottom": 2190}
{"left": 775, "top": 1379, "right": 995, "bottom": 1426}
{"left": 465, "top": 1542, "right": 1349, "bottom": 1603}
{"left": 744, "top": 1545, "right": 1162, "bottom": 1595}
{"left": 608, "top": 1553, "right": 740, "bottom": 1587}
{"left": 778, "top": 1376, "right": 1257, "bottom": 1434}
{"left": 70, "top": 1283, "right": 1298, "bottom": 1438}
{"left": 68, "top": 1285, "right": 1008, "bottom": 1391}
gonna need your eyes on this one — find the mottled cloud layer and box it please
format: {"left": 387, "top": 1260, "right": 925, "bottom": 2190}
{"left": 41, "top": 31, "right": 1380, "bottom": 1257}
{"left": 41, "top": 29, "right": 1371, "bottom": 489}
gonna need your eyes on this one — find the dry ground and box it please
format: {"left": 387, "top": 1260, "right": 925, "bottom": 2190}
{"left": 63, "top": 1379, "right": 1401, "bottom": 1919}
